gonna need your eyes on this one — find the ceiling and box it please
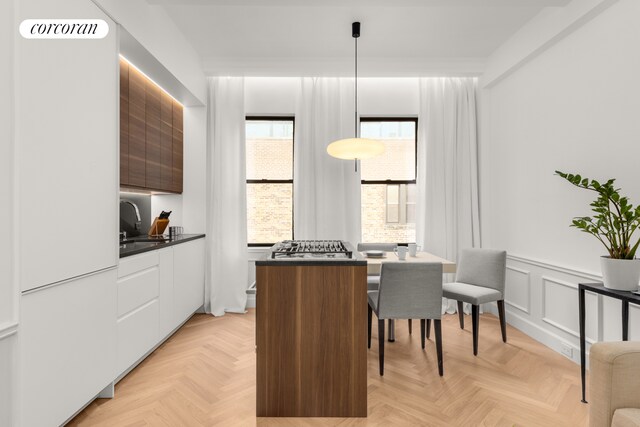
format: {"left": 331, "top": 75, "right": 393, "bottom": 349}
{"left": 150, "top": 0, "right": 571, "bottom": 77}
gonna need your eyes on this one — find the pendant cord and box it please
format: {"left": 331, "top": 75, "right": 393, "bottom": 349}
{"left": 354, "top": 35, "right": 358, "bottom": 139}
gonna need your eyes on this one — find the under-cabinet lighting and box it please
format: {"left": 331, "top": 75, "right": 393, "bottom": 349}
{"left": 119, "top": 54, "right": 184, "bottom": 107}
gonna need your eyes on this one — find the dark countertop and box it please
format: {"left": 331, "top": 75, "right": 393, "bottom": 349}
{"left": 255, "top": 241, "right": 367, "bottom": 266}
{"left": 119, "top": 234, "right": 205, "bottom": 258}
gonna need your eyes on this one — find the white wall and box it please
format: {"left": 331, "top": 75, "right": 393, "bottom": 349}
{"left": 93, "top": 0, "right": 206, "bottom": 105}
{"left": 245, "top": 77, "right": 419, "bottom": 117}
{"left": 480, "top": 0, "right": 640, "bottom": 364}
{"left": 0, "top": 0, "right": 16, "bottom": 423}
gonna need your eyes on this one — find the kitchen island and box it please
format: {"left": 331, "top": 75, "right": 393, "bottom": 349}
{"left": 255, "top": 240, "right": 368, "bottom": 417}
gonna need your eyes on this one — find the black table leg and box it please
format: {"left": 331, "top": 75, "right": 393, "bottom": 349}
{"left": 388, "top": 319, "right": 395, "bottom": 342}
{"left": 579, "top": 287, "right": 587, "bottom": 403}
{"left": 622, "top": 301, "right": 629, "bottom": 341}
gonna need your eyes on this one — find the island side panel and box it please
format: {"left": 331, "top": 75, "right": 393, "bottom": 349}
{"left": 255, "top": 264, "right": 302, "bottom": 417}
{"left": 299, "top": 265, "right": 368, "bottom": 417}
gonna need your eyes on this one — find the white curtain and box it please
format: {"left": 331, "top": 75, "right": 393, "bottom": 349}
{"left": 205, "top": 77, "right": 248, "bottom": 316}
{"left": 294, "top": 77, "right": 361, "bottom": 244}
{"left": 416, "top": 78, "right": 481, "bottom": 314}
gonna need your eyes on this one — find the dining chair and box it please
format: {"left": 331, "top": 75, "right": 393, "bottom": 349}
{"left": 358, "top": 242, "right": 416, "bottom": 335}
{"left": 442, "top": 248, "right": 507, "bottom": 356}
{"left": 357, "top": 242, "right": 398, "bottom": 291}
{"left": 367, "top": 262, "right": 444, "bottom": 376}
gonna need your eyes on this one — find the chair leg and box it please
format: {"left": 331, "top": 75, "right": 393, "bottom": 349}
{"left": 378, "top": 319, "right": 385, "bottom": 376}
{"left": 498, "top": 300, "right": 507, "bottom": 343}
{"left": 434, "top": 319, "right": 443, "bottom": 376}
{"left": 420, "top": 319, "right": 426, "bottom": 349}
{"left": 472, "top": 304, "right": 480, "bottom": 356}
{"left": 457, "top": 301, "right": 464, "bottom": 329}
{"left": 426, "top": 319, "right": 431, "bottom": 339}
{"left": 408, "top": 319, "right": 412, "bottom": 335}
{"left": 368, "top": 304, "right": 372, "bottom": 349}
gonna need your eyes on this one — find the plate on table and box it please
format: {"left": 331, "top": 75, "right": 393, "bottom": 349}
{"left": 365, "top": 250, "right": 385, "bottom": 258}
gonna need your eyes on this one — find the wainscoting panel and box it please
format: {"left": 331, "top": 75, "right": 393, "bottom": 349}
{"left": 541, "top": 276, "right": 598, "bottom": 344}
{"left": 505, "top": 266, "right": 531, "bottom": 314}
{"left": 485, "top": 254, "right": 605, "bottom": 366}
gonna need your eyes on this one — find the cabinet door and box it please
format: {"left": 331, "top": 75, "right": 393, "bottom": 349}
{"left": 20, "top": 269, "right": 117, "bottom": 427}
{"left": 17, "top": 0, "right": 118, "bottom": 292}
{"left": 128, "top": 65, "right": 146, "bottom": 188}
{"left": 174, "top": 239, "right": 205, "bottom": 323}
{"left": 116, "top": 252, "right": 160, "bottom": 376}
{"left": 145, "top": 82, "right": 162, "bottom": 190}
{"left": 158, "top": 247, "right": 175, "bottom": 338}
{"left": 160, "top": 93, "right": 174, "bottom": 191}
{"left": 172, "top": 100, "right": 184, "bottom": 193}
{"left": 120, "top": 58, "right": 129, "bottom": 186}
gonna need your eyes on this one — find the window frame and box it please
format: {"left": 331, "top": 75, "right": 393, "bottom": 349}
{"left": 360, "top": 117, "right": 418, "bottom": 245}
{"left": 246, "top": 115, "right": 295, "bottom": 247}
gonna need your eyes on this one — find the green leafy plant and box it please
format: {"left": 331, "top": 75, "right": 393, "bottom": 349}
{"left": 555, "top": 171, "right": 640, "bottom": 259}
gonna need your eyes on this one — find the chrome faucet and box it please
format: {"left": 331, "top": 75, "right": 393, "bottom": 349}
{"left": 120, "top": 199, "right": 142, "bottom": 230}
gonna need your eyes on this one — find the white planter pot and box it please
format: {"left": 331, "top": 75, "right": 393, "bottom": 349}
{"left": 600, "top": 257, "right": 640, "bottom": 291}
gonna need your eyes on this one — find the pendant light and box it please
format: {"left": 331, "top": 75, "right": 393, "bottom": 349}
{"left": 326, "top": 22, "right": 384, "bottom": 171}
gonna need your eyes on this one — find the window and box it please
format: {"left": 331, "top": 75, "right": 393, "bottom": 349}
{"left": 246, "top": 117, "right": 294, "bottom": 246}
{"left": 360, "top": 118, "right": 417, "bottom": 244}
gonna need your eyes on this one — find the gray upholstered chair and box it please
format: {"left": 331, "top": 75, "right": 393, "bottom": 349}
{"left": 367, "top": 262, "right": 444, "bottom": 376}
{"left": 443, "top": 248, "right": 507, "bottom": 356}
{"left": 357, "top": 242, "right": 398, "bottom": 291}
{"left": 359, "top": 243, "right": 415, "bottom": 335}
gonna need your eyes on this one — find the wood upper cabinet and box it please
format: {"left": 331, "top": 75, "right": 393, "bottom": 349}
{"left": 160, "top": 93, "right": 173, "bottom": 190}
{"left": 172, "top": 101, "right": 184, "bottom": 193}
{"left": 120, "top": 60, "right": 129, "bottom": 186}
{"left": 145, "top": 82, "right": 162, "bottom": 190}
{"left": 120, "top": 58, "right": 183, "bottom": 193}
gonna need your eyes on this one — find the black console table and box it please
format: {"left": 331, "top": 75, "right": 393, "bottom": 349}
{"left": 579, "top": 282, "right": 640, "bottom": 403}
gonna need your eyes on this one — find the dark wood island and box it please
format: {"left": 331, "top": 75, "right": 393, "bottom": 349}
{"left": 255, "top": 240, "right": 368, "bottom": 417}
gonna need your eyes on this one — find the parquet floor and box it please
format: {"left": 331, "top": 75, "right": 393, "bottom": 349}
{"left": 69, "top": 310, "right": 589, "bottom": 426}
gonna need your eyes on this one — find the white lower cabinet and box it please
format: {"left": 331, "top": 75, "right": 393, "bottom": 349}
{"left": 20, "top": 269, "right": 117, "bottom": 427}
{"left": 158, "top": 248, "right": 175, "bottom": 338}
{"left": 116, "top": 239, "right": 204, "bottom": 378}
{"left": 174, "top": 239, "right": 206, "bottom": 324}
{"left": 19, "top": 239, "right": 205, "bottom": 426}
{"left": 116, "top": 252, "right": 160, "bottom": 376}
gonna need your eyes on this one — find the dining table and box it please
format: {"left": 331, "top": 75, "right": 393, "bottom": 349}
{"left": 362, "top": 250, "right": 457, "bottom": 341}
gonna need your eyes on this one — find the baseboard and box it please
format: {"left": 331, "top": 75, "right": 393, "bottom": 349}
{"left": 485, "top": 303, "right": 589, "bottom": 368}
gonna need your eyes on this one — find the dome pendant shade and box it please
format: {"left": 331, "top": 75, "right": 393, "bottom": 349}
{"left": 327, "top": 21, "right": 384, "bottom": 166}
{"left": 327, "top": 138, "right": 385, "bottom": 160}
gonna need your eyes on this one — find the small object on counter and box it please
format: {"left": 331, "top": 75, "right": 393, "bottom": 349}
{"left": 148, "top": 217, "right": 169, "bottom": 237}
{"left": 149, "top": 211, "right": 172, "bottom": 236}
{"left": 169, "top": 226, "right": 184, "bottom": 239}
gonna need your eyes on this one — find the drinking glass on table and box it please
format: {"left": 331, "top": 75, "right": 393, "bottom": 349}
{"left": 408, "top": 243, "right": 421, "bottom": 257}
{"left": 394, "top": 246, "right": 408, "bottom": 260}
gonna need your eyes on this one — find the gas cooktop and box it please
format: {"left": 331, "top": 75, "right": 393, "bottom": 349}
{"left": 271, "top": 240, "right": 353, "bottom": 259}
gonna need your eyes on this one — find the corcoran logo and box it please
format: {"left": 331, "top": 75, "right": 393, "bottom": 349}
{"left": 19, "top": 19, "right": 109, "bottom": 39}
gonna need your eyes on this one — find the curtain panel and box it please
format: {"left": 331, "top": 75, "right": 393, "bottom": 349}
{"left": 416, "top": 77, "right": 481, "bottom": 314}
{"left": 205, "top": 77, "right": 248, "bottom": 316}
{"left": 294, "top": 77, "right": 362, "bottom": 245}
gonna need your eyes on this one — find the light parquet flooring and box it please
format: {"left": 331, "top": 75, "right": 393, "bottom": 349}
{"left": 69, "top": 310, "right": 589, "bottom": 427}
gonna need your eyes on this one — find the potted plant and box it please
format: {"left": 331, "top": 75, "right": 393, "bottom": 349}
{"left": 556, "top": 171, "right": 640, "bottom": 291}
